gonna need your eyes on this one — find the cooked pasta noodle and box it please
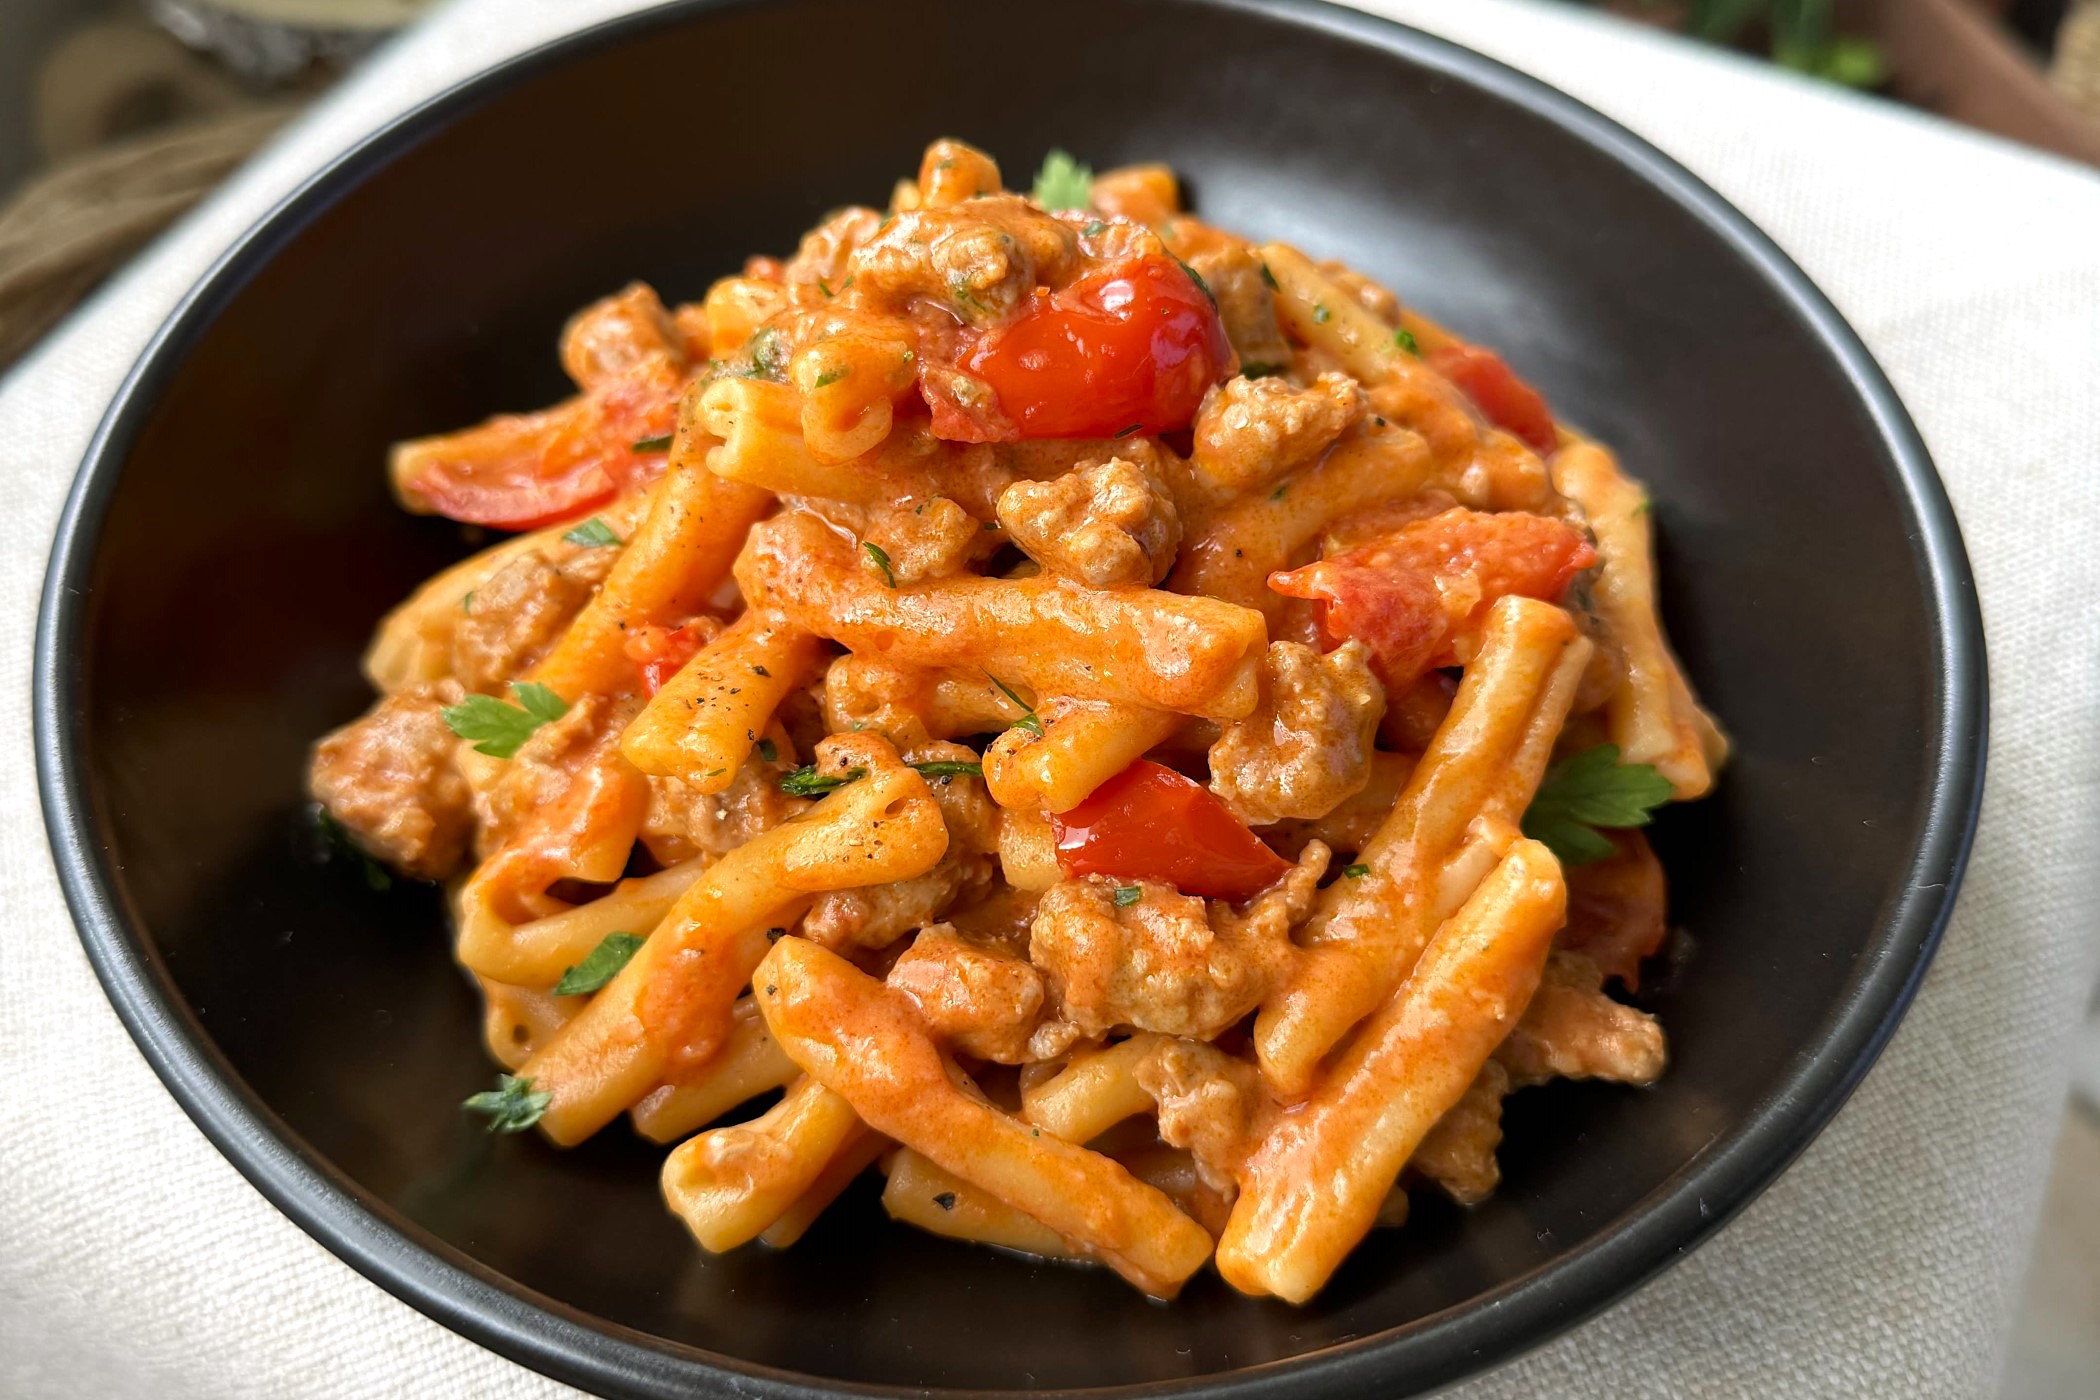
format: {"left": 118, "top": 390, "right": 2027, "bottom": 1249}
{"left": 307, "top": 139, "right": 1721, "bottom": 1303}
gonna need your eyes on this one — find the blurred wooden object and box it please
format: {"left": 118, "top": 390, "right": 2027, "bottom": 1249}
{"left": 2056, "top": 0, "right": 2100, "bottom": 121}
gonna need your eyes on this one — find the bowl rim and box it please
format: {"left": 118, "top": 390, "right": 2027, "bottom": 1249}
{"left": 32, "top": 0, "right": 1989, "bottom": 1396}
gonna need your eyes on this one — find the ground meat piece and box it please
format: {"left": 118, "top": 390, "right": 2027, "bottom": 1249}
{"left": 995, "top": 455, "right": 1180, "bottom": 587}
{"left": 1410, "top": 1060, "right": 1509, "bottom": 1205}
{"left": 450, "top": 545, "right": 617, "bottom": 694}
{"left": 309, "top": 681, "right": 473, "bottom": 881}
{"left": 640, "top": 739, "right": 806, "bottom": 867}
{"left": 911, "top": 740, "right": 1001, "bottom": 856}
{"left": 1209, "top": 640, "right": 1384, "bottom": 826}
{"left": 1185, "top": 242, "right": 1293, "bottom": 371}
{"left": 792, "top": 494, "right": 991, "bottom": 587}
{"left": 1135, "top": 1036, "right": 1269, "bottom": 1194}
{"left": 1190, "top": 371, "right": 1364, "bottom": 501}
{"left": 1260, "top": 751, "right": 1415, "bottom": 859}
{"left": 1028, "top": 875, "right": 1294, "bottom": 1043}
{"left": 1497, "top": 952, "right": 1667, "bottom": 1088}
{"left": 781, "top": 206, "right": 885, "bottom": 288}
{"left": 849, "top": 195, "right": 1078, "bottom": 325}
{"left": 559, "top": 282, "right": 683, "bottom": 389}
{"left": 887, "top": 924, "right": 1046, "bottom": 1063}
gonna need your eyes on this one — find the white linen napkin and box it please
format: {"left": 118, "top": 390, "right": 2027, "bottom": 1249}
{"left": 2, "top": 2, "right": 2095, "bottom": 1395}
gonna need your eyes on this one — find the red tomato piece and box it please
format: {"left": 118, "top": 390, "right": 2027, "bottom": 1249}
{"left": 403, "top": 365, "right": 683, "bottom": 531}
{"left": 1269, "top": 507, "right": 1596, "bottom": 693}
{"left": 1430, "top": 344, "right": 1559, "bottom": 455}
{"left": 1559, "top": 830, "right": 1668, "bottom": 990}
{"left": 624, "top": 620, "right": 709, "bottom": 696}
{"left": 926, "top": 256, "right": 1232, "bottom": 442}
{"left": 1051, "top": 760, "right": 1292, "bottom": 903}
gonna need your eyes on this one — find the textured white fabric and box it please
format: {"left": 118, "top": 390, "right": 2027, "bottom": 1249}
{"left": 2, "top": 1, "right": 2095, "bottom": 1396}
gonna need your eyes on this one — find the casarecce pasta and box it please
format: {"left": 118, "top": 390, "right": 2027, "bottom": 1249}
{"left": 308, "top": 139, "right": 1723, "bottom": 1302}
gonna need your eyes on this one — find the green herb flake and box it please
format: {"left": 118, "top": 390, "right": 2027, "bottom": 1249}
{"left": 814, "top": 365, "right": 850, "bottom": 389}
{"left": 1030, "top": 149, "right": 1094, "bottom": 211}
{"left": 314, "top": 806, "right": 392, "bottom": 891}
{"left": 631, "top": 433, "right": 674, "bottom": 453}
{"left": 1082, "top": 219, "right": 1106, "bottom": 237}
{"left": 741, "top": 326, "right": 786, "bottom": 381}
{"left": 1312, "top": 303, "right": 1331, "bottom": 325}
{"left": 460, "top": 591, "right": 475, "bottom": 615}
{"left": 756, "top": 737, "right": 778, "bottom": 763}
{"left": 552, "top": 931, "right": 644, "bottom": 996}
{"left": 1520, "top": 743, "right": 1673, "bottom": 867}
{"left": 1173, "top": 255, "right": 1217, "bottom": 310}
{"left": 1241, "top": 362, "right": 1285, "bottom": 379}
{"left": 1270, "top": 484, "right": 1288, "bottom": 501}
{"left": 863, "top": 540, "right": 896, "bottom": 587}
{"left": 780, "top": 764, "right": 867, "bottom": 797}
{"left": 818, "top": 277, "right": 834, "bottom": 298}
{"left": 911, "top": 759, "right": 984, "bottom": 781}
{"left": 1393, "top": 327, "right": 1422, "bottom": 357}
{"left": 563, "top": 517, "right": 621, "bottom": 548}
{"left": 441, "top": 681, "right": 568, "bottom": 759}
{"left": 463, "top": 1073, "right": 550, "bottom": 1133}
{"left": 1344, "top": 863, "right": 1370, "bottom": 879}
{"left": 1112, "top": 884, "right": 1143, "bottom": 908}
{"left": 1259, "top": 261, "right": 1280, "bottom": 291}
{"left": 986, "top": 672, "right": 1045, "bottom": 738}
{"left": 1112, "top": 423, "right": 1143, "bottom": 438}
{"left": 1634, "top": 495, "right": 1652, "bottom": 516}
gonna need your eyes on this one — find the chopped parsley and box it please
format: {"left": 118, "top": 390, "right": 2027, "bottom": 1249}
{"left": 1269, "top": 484, "right": 1288, "bottom": 501}
{"left": 1241, "top": 362, "right": 1285, "bottom": 379}
{"left": 817, "top": 277, "right": 834, "bottom": 297}
{"left": 1082, "top": 219, "right": 1106, "bottom": 237}
{"left": 986, "top": 672, "right": 1045, "bottom": 738}
{"left": 1343, "top": 863, "right": 1370, "bottom": 879}
{"left": 1173, "top": 255, "right": 1216, "bottom": 309}
{"left": 741, "top": 326, "right": 786, "bottom": 381}
{"left": 631, "top": 434, "right": 674, "bottom": 453}
{"left": 1520, "top": 744, "right": 1673, "bottom": 866}
{"left": 552, "top": 932, "right": 644, "bottom": 996}
{"left": 460, "top": 591, "right": 474, "bottom": 615}
{"left": 313, "top": 806, "right": 391, "bottom": 891}
{"left": 780, "top": 764, "right": 867, "bottom": 797}
{"left": 1112, "top": 884, "right": 1143, "bottom": 908}
{"left": 863, "top": 540, "right": 896, "bottom": 586}
{"left": 1393, "top": 327, "right": 1422, "bottom": 357}
{"left": 463, "top": 1074, "right": 550, "bottom": 1133}
{"left": 1030, "top": 149, "right": 1093, "bottom": 211}
{"left": 814, "top": 365, "right": 850, "bottom": 389}
{"left": 562, "top": 517, "right": 620, "bottom": 548}
{"left": 441, "top": 681, "right": 568, "bottom": 759}
{"left": 756, "top": 737, "right": 778, "bottom": 763}
{"left": 1112, "top": 423, "right": 1143, "bottom": 438}
{"left": 911, "top": 759, "right": 984, "bottom": 781}
{"left": 1259, "top": 261, "right": 1279, "bottom": 291}
{"left": 1312, "top": 303, "right": 1331, "bottom": 324}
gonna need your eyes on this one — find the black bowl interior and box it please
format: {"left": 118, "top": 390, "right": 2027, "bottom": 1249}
{"left": 38, "top": 1, "right": 1983, "bottom": 1396}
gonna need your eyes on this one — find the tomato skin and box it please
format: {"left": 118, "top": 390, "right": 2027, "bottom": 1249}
{"left": 1430, "top": 344, "right": 1559, "bottom": 455}
{"left": 1051, "top": 760, "right": 1292, "bottom": 903}
{"left": 403, "top": 367, "right": 682, "bottom": 531}
{"left": 1560, "top": 830, "right": 1667, "bottom": 990}
{"left": 624, "top": 620, "right": 708, "bottom": 696}
{"left": 932, "top": 257, "right": 1232, "bottom": 441}
{"left": 1269, "top": 507, "right": 1596, "bottom": 693}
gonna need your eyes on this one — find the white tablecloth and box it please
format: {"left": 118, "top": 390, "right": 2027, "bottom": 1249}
{"left": 3, "top": 2, "right": 2096, "bottom": 1395}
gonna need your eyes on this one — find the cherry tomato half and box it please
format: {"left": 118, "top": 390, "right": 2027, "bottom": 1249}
{"left": 929, "top": 256, "right": 1233, "bottom": 442}
{"left": 625, "top": 619, "right": 709, "bottom": 696}
{"left": 1051, "top": 760, "right": 1291, "bottom": 903}
{"left": 1430, "top": 344, "right": 1559, "bottom": 456}
{"left": 1269, "top": 507, "right": 1595, "bottom": 693}
{"left": 402, "top": 367, "right": 683, "bottom": 531}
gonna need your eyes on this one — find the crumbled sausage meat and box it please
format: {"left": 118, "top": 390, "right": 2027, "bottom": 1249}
{"left": 1028, "top": 875, "right": 1294, "bottom": 1043}
{"left": 1135, "top": 1036, "right": 1270, "bottom": 1193}
{"left": 781, "top": 206, "right": 885, "bottom": 288}
{"left": 849, "top": 195, "right": 1078, "bottom": 324}
{"left": 996, "top": 455, "right": 1180, "bottom": 588}
{"left": 559, "top": 282, "right": 682, "bottom": 389}
{"left": 450, "top": 545, "right": 616, "bottom": 694}
{"left": 1185, "top": 242, "right": 1292, "bottom": 371}
{"left": 1410, "top": 1060, "right": 1509, "bottom": 1205}
{"left": 1497, "top": 952, "right": 1667, "bottom": 1088}
{"left": 1209, "top": 640, "right": 1385, "bottom": 826}
{"left": 887, "top": 924, "right": 1046, "bottom": 1063}
{"left": 1191, "top": 371, "right": 1364, "bottom": 500}
{"left": 309, "top": 681, "right": 472, "bottom": 881}
{"left": 641, "top": 742, "right": 806, "bottom": 867}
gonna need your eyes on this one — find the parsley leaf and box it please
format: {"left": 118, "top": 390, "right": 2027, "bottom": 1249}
{"left": 1313, "top": 303, "right": 1331, "bottom": 324}
{"left": 863, "top": 540, "right": 896, "bottom": 586}
{"left": 1343, "top": 863, "right": 1370, "bottom": 879}
{"left": 1030, "top": 149, "right": 1093, "bottom": 211}
{"left": 741, "top": 326, "right": 786, "bottom": 381}
{"left": 1082, "top": 219, "right": 1106, "bottom": 237}
{"left": 911, "top": 759, "right": 983, "bottom": 781}
{"left": 1259, "top": 261, "right": 1279, "bottom": 291}
{"left": 1393, "top": 327, "right": 1422, "bottom": 357}
{"left": 781, "top": 764, "right": 866, "bottom": 797}
{"left": 1112, "top": 884, "right": 1143, "bottom": 908}
{"left": 552, "top": 931, "right": 644, "bottom": 996}
{"left": 562, "top": 517, "right": 620, "bottom": 547}
{"left": 756, "top": 737, "right": 778, "bottom": 763}
{"left": 463, "top": 1074, "right": 550, "bottom": 1133}
{"left": 818, "top": 277, "right": 834, "bottom": 297}
{"left": 631, "top": 434, "right": 674, "bottom": 454}
{"left": 1520, "top": 744, "right": 1672, "bottom": 867}
{"left": 1173, "top": 255, "right": 1217, "bottom": 310}
{"left": 814, "top": 365, "right": 850, "bottom": 389}
{"left": 441, "top": 681, "right": 568, "bottom": 759}
{"left": 985, "top": 672, "right": 1045, "bottom": 737}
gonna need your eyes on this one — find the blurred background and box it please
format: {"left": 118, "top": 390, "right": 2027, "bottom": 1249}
{"left": 1, "top": 0, "right": 2095, "bottom": 1393}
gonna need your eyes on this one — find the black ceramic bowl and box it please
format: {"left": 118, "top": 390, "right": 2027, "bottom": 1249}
{"left": 35, "top": 1, "right": 1985, "bottom": 1395}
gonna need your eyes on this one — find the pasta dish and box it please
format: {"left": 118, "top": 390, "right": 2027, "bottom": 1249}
{"left": 308, "top": 140, "right": 1725, "bottom": 1303}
